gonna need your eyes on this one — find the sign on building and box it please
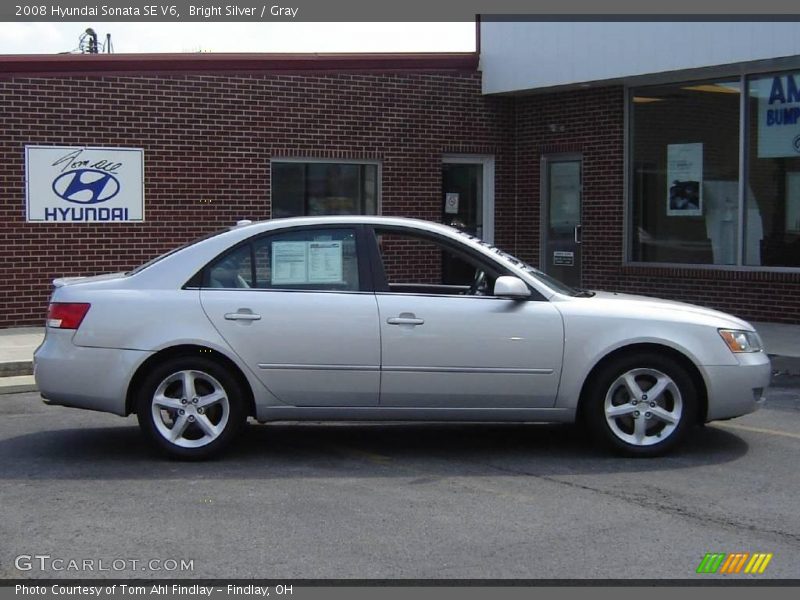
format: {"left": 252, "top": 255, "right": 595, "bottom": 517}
{"left": 757, "top": 73, "right": 800, "bottom": 158}
{"left": 25, "top": 146, "right": 144, "bottom": 222}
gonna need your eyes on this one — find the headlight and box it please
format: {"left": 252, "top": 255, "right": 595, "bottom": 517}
{"left": 719, "top": 329, "right": 763, "bottom": 353}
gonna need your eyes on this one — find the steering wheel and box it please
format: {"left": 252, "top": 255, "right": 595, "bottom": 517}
{"left": 467, "top": 269, "right": 488, "bottom": 296}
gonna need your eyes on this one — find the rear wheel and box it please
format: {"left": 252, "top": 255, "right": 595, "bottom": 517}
{"left": 584, "top": 353, "right": 698, "bottom": 457}
{"left": 136, "top": 356, "right": 246, "bottom": 459}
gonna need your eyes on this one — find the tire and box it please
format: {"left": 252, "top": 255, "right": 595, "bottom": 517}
{"left": 136, "top": 356, "right": 247, "bottom": 459}
{"left": 583, "top": 352, "right": 698, "bottom": 457}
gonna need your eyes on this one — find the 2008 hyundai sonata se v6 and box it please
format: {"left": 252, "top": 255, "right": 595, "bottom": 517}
{"left": 34, "top": 216, "right": 770, "bottom": 459}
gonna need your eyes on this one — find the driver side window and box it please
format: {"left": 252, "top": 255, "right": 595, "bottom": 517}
{"left": 373, "top": 228, "right": 498, "bottom": 296}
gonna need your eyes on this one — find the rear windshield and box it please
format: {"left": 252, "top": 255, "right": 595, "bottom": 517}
{"left": 126, "top": 228, "right": 228, "bottom": 276}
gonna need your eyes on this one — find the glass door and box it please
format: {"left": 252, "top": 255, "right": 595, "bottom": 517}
{"left": 541, "top": 155, "right": 583, "bottom": 288}
{"left": 441, "top": 157, "right": 494, "bottom": 285}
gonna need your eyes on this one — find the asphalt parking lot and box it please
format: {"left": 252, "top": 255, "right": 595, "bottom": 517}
{"left": 1, "top": 384, "right": 799, "bottom": 581}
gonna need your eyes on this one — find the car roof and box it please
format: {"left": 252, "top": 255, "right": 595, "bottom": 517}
{"left": 232, "top": 215, "right": 464, "bottom": 236}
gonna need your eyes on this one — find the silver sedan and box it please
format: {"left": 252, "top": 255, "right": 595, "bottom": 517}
{"left": 34, "top": 216, "right": 771, "bottom": 459}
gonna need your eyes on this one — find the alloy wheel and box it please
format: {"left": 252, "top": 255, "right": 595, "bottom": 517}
{"left": 150, "top": 369, "right": 230, "bottom": 449}
{"left": 603, "top": 367, "right": 683, "bottom": 447}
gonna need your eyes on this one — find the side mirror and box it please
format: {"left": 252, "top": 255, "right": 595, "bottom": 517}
{"left": 493, "top": 276, "right": 531, "bottom": 298}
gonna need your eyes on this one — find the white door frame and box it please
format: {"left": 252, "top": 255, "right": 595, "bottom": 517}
{"left": 442, "top": 154, "right": 495, "bottom": 244}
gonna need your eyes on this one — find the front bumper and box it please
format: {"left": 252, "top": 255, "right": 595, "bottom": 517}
{"left": 34, "top": 328, "right": 151, "bottom": 416}
{"left": 702, "top": 352, "right": 771, "bottom": 421}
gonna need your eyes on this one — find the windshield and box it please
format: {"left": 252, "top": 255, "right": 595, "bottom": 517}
{"left": 455, "top": 231, "right": 587, "bottom": 297}
{"left": 126, "top": 228, "right": 228, "bottom": 276}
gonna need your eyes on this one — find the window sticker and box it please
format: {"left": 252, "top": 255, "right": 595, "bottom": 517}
{"left": 271, "top": 240, "right": 344, "bottom": 285}
{"left": 271, "top": 241, "right": 308, "bottom": 284}
{"left": 308, "top": 241, "right": 343, "bottom": 283}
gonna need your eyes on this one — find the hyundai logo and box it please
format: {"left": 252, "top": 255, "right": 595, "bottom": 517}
{"left": 794, "top": 135, "right": 800, "bottom": 154}
{"left": 52, "top": 169, "right": 120, "bottom": 204}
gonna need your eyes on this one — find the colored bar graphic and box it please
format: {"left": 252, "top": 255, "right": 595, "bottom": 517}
{"left": 720, "top": 553, "right": 749, "bottom": 574}
{"left": 697, "top": 552, "right": 773, "bottom": 574}
{"left": 733, "top": 553, "right": 750, "bottom": 573}
{"left": 697, "top": 553, "right": 726, "bottom": 573}
{"left": 744, "top": 553, "right": 774, "bottom": 574}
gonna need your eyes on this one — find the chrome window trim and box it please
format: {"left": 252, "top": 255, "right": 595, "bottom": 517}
{"left": 198, "top": 287, "right": 375, "bottom": 295}
{"left": 374, "top": 291, "right": 540, "bottom": 301}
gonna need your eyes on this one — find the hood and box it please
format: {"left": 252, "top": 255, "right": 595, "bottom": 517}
{"left": 588, "top": 291, "right": 755, "bottom": 331}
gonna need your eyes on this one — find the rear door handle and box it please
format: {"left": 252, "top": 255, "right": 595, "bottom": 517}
{"left": 224, "top": 311, "right": 262, "bottom": 321}
{"left": 387, "top": 315, "right": 424, "bottom": 326}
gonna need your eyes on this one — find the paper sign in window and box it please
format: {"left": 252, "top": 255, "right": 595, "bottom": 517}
{"left": 445, "top": 193, "right": 460, "bottom": 214}
{"left": 271, "top": 241, "right": 308, "bottom": 284}
{"left": 308, "top": 241, "right": 343, "bottom": 283}
{"left": 271, "top": 240, "right": 344, "bottom": 285}
{"left": 666, "top": 143, "right": 703, "bottom": 217}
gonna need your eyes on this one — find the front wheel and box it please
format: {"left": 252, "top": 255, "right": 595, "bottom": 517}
{"left": 136, "top": 356, "right": 247, "bottom": 459}
{"left": 584, "top": 353, "right": 698, "bottom": 457}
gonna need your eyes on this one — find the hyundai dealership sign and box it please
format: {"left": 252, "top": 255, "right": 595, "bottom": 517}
{"left": 26, "top": 146, "right": 144, "bottom": 222}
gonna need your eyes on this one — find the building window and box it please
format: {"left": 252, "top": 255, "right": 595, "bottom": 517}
{"left": 630, "top": 69, "right": 800, "bottom": 268}
{"left": 746, "top": 71, "right": 800, "bottom": 267}
{"left": 271, "top": 161, "right": 378, "bottom": 218}
{"left": 630, "top": 79, "right": 742, "bottom": 265}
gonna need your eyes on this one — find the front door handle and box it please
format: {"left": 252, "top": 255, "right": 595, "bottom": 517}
{"left": 387, "top": 314, "right": 424, "bottom": 326}
{"left": 574, "top": 224, "right": 582, "bottom": 244}
{"left": 224, "top": 311, "right": 262, "bottom": 321}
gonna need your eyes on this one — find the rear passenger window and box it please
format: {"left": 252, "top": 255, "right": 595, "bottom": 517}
{"left": 208, "top": 244, "right": 253, "bottom": 289}
{"left": 206, "top": 228, "right": 360, "bottom": 292}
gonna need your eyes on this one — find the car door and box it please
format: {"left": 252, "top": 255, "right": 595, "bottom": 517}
{"left": 200, "top": 226, "right": 381, "bottom": 407}
{"left": 370, "top": 227, "right": 564, "bottom": 408}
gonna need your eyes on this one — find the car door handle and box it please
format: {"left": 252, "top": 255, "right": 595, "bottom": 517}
{"left": 387, "top": 315, "right": 424, "bottom": 326}
{"left": 224, "top": 312, "right": 262, "bottom": 321}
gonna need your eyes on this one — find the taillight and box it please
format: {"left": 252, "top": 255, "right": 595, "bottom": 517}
{"left": 46, "top": 303, "right": 91, "bottom": 329}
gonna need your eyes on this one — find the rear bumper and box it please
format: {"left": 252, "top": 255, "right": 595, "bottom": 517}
{"left": 703, "top": 352, "right": 771, "bottom": 421}
{"left": 34, "top": 329, "right": 150, "bottom": 416}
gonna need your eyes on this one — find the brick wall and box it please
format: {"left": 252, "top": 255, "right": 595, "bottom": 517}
{"left": 514, "top": 87, "right": 626, "bottom": 287}
{"left": 0, "top": 66, "right": 515, "bottom": 326}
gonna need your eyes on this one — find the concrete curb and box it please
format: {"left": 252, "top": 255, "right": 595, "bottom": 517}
{"left": 769, "top": 355, "right": 800, "bottom": 377}
{"left": 0, "top": 361, "right": 33, "bottom": 377}
{"left": 0, "top": 375, "right": 36, "bottom": 395}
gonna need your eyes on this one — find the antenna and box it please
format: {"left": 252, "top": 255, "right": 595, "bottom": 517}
{"left": 75, "top": 28, "right": 113, "bottom": 54}
{"left": 82, "top": 28, "right": 98, "bottom": 53}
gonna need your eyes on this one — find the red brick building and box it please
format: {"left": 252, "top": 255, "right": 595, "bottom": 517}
{"left": 2, "top": 39, "right": 800, "bottom": 326}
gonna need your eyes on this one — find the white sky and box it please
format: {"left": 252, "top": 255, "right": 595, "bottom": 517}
{"left": 0, "top": 22, "right": 476, "bottom": 54}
